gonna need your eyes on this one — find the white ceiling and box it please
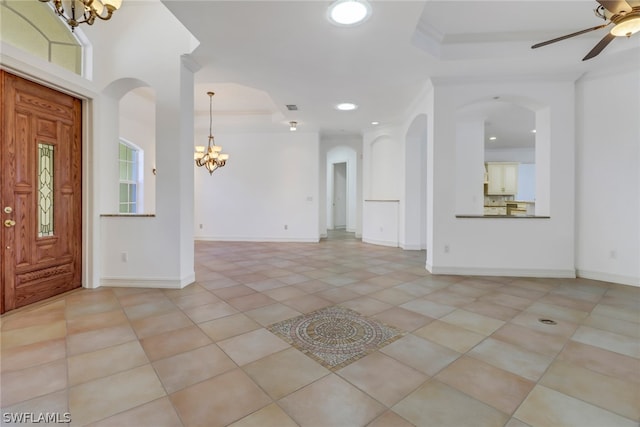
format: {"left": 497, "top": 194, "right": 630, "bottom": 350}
{"left": 162, "top": 0, "right": 640, "bottom": 136}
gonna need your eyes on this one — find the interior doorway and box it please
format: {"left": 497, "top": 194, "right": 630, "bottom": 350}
{"left": 333, "top": 162, "right": 347, "bottom": 229}
{"left": 1, "top": 71, "right": 82, "bottom": 314}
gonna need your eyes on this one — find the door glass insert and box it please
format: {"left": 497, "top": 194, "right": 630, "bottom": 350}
{"left": 38, "top": 142, "right": 54, "bottom": 237}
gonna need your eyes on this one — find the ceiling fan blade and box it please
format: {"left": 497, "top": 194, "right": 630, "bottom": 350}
{"left": 583, "top": 32, "right": 617, "bottom": 60}
{"left": 596, "top": 0, "right": 633, "bottom": 15}
{"left": 531, "top": 24, "right": 610, "bottom": 49}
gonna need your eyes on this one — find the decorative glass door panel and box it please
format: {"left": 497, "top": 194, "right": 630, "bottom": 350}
{"left": 38, "top": 143, "right": 55, "bottom": 237}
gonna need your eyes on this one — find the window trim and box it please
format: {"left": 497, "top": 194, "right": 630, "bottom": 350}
{"left": 118, "top": 138, "right": 144, "bottom": 214}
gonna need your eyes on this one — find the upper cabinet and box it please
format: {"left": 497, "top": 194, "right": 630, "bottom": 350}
{"left": 486, "top": 162, "right": 518, "bottom": 195}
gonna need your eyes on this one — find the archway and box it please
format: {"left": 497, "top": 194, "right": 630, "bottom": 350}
{"left": 454, "top": 96, "right": 549, "bottom": 217}
{"left": 101, "top": 78, "right": 157, "bottom": 214}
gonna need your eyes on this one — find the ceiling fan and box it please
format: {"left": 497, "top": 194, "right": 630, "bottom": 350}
{"left": 532, "top": 0, "right": 640, "bottom": 60}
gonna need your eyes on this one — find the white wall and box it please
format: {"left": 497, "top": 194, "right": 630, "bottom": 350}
{"left": 404, "top": 114, "right": 428, "bottom": 250}
{"left": 363, "top": 201, "right": 399, "bottom": 247}
{"left": 575, "top": 68, "right": 640, "bottom": 287}
{"left": 455, "top": 120, "right": 485, "bottom": 215}
{"left": 194, "top": 131, "right": 320, "bottom": 242}
{"left": 427, "top": 79, "right": 576, "bottom": 278}
{"left": 362, "top": 129, "right": 404, "bottom": 247}
{"left": 516, "top": 163, "right": 536, "bottom": 202}
{"left": 485, "top": 147, "right": 535, "bottom": 163}
{"left": 367, "top": 135, "right": 402, "bottom": 200}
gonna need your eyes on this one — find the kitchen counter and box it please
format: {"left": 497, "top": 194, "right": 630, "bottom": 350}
{"left": 456, "top": 214, "right": 550, "bottom": 219}
{"left": 483, "top": 201, "right": 534, "bottom": 207}
{"left": 482, "top": 200, "right": 536, "bottom": 216}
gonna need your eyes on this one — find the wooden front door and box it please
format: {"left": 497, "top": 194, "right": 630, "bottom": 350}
{"left": 1, "top": 71, "right": 82, "bottom": 314}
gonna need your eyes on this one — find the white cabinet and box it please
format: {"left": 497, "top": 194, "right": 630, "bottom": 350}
{"left": 486, "top": 162, "right": 518, "bottom": 195}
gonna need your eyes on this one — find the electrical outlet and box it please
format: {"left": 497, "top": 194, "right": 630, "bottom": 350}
{"left": 609, "top": 250, "right": 617, "bottom": 259}
{"left": 121, "top": 252, "right": 128, "bottom": 262}
{"left": 284, "top": 224, "right": 288, "bottom": 230}
{"left": 199, "top": 224, "right": 203, "bottom": 229}
{"left": 444, "top": 245, "right": 450, "bottom": 253}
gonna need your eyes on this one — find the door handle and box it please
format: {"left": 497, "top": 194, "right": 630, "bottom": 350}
{"left": 4, "top": 219, "right": 16, "bottom": 228}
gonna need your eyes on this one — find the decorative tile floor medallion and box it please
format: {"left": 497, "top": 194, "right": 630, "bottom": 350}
{"left": 268, "top": 305, "right": 404, "bottom": 370}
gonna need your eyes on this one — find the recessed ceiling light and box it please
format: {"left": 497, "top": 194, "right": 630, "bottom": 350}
{"left": 531, "top": 129, "right": 537, "bottom": 133}
{"left": 328, "top": 0, "right": 371, "bottom": 26}
{"left": 489, "top": 136, "right": 497, "bottom": 141}
{"left": 371, "top": 121, "right": 379, "bottom": 125}
{"left": 336, "top": 103, "right": 358, "bottom": 111}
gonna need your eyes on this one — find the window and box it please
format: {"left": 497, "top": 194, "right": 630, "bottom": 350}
{"left": 0, "top": 0, "right": 84, "bottom": 75}
{"left": 119, "top": 140, "right": 141, "bottom": 213}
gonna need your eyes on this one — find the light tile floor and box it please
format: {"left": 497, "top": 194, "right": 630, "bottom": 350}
{"left": 1, "top": 230, "right": 639, "bottom": 426}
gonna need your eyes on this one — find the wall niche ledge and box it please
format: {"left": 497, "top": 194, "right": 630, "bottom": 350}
{"left": 455, "top": 214, "right": 550, "bottom": 219}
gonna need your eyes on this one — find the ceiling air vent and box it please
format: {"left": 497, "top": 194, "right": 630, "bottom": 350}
{"left": 286, "top": 104, "right": 298, "bottom": 111}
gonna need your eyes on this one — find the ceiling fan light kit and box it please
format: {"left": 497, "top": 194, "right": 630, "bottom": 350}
{"left": 531, "top": 0, "right": 640, "bottom": 60}
{"left": 610, "top": 11, "right": 640, "bottom": 36}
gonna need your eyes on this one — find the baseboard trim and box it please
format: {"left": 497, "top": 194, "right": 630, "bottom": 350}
{"left": 362, "top": 238, "right": 398, "bottom": 248}
{"left": 576, "top": 269, "right": 640, "bottom": 287}
{"left": 100, "top": 273, "right": 194, "bottom": 289}
{"left": 426, "top": 264, "right": 576, "bottom": 278}
{"left": 400, "top": 243, "right": 423, "bottom": 250}
{"left": 196, "top": 236, "right": 320, "bottom": 243}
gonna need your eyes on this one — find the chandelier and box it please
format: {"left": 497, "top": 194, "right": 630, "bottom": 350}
{"left": 195, "top": 92, "right": 229, "bottom": 175}
{"left": 39, "top": 0, "right": 122, "bottom": 31}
